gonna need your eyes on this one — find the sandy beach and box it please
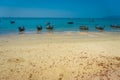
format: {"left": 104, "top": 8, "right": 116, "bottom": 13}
{"left": 0, "top": 32, "right": 120, "bottom": 80}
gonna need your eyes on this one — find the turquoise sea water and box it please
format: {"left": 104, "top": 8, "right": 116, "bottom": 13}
{"left": 0, "top": 18, "right": 120, "bottom": 35}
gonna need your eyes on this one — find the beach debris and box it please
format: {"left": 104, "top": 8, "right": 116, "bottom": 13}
{"left": 28, "top": 73, "right": 33, "bottom": 80}
{"left": 97, "top": 63, "right": 105, "bottom": 66}
{"left": 79, "top": 26, "right": 89, "bottom": 31}
{"left": 7, "top": 58, "right": 25, "bottom": 63}
{"left": 58, "top": 74, "right": 63, "bottom": 80}
{"left": 79, "top": 56, "right": 88, "bottom": 59}
{"left": 113, "top": 57, "right": 120, "bottom": 61}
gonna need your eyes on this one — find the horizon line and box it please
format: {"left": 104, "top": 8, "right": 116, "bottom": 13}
{"left": 1, "top": 17, "right": 120, "bottom": 19}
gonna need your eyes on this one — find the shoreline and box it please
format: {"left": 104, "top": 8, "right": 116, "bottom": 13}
{"left": 0, "top": 31, "right": 120, "bottom": 36}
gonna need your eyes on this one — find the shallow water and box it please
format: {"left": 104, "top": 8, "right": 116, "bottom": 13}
{"left": 0, "top": 18, "right": 120, "bottom": 35}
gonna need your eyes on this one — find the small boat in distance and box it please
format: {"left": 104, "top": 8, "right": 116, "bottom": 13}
{"left": 67, "top": 22, "right": 74, "bottom": 24}
{"left": 95, "top": 26, "right": 105, "bottom": 31}
{"left": 46, "top": 22, "right": 54, "bottom": 30}
{"left": 110, "top": 25, "right": 120, "bottom": 28}
{"left": 18, "top": 26, "right": 25, "bottom": 33}
{"left": 37, "top": 25, "right": 42, "bottom": 31}
{"left": 10, "top": 20, "right": 15, "bottom": 24}
{"left": 46, "top": 22, "right": 51, "bottom": 25}
{"left": 46, "top": 25, "right": 53, "bottom": 30}
{"left": 79, "top": 26, "right": 89, "bottom": 31}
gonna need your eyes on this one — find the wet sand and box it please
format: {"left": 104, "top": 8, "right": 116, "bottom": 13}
{"left": 0, "top": 32, "right": 120, "bottom": 80}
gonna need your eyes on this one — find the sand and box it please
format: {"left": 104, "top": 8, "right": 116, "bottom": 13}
{"left": 0, "top": 32, "right": 120, "bottom": 80}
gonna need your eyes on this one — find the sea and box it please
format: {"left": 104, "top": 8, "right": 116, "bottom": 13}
{"left": 0, "top": 18, "right": 120, "bottom": 35}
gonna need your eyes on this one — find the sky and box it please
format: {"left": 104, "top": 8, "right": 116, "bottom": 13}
{"left": 0, "top": 0, "right": 120, "bottom": 18}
